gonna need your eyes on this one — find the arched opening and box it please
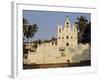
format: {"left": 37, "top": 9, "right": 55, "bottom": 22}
{"left": 71, "top": 36, "right": 73, "bottom": 39}
{"left": 66, "top": 36, "right": 69, "bottom": 39}
{"left": 59, "top": 29, "right": 61, "bottom": 33}
{"left": 66, "top": 22, "right": 69, "bottom": 27}
{"left": 66, "top": 22, "right": 69, "bottom": 25}
{"left": 67, "top": 59, "right": 70, "bottom": 64}
{"left": 66, "top": 43, "right": 69, "bottom": 46}
{"left": 59, "top": 37, "right": 60, "bottom": 39}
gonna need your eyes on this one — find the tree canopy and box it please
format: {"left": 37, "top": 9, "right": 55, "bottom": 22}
{"left": 23, "top": 18, "right": 38, "bottom": 42}
{"left": 75, "top": 16, "right": 90, "bottom": 44}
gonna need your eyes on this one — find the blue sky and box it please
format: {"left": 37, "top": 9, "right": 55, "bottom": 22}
{"left": 23, "top": 10, "right": 91, "bottom": 41}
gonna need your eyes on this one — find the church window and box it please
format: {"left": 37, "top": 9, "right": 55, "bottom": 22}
{"left": 66, "top": 36, "right": 69, "bottom": 39}
{"left": 59, "top": 29, "right": 61, "bottom": 33}
{"left": 66, "top": 43, "right": 69, "bottom": 46}
{"left": 55, "top": 42, "right": 57, "bottom": 45}
{"left": 59, "top": 37, "right": 60, "bottom": 39}
{"left": 66, "top": 22, "right": 69, "bottom": 27}
{"left": 71, "top": 36, "right": 73, "bottom": 39}
{"left": 66, "top": 22, "right": 69, "bottom": 25}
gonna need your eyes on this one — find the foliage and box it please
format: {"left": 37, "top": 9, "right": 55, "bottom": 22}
{"left": 42, "top": 39, "right": 50, "bottom": 43}
{"left": 23, "top": 18, "right": 38, "bottom": 41}
{"left": 82, "top": 22, "right": 91, "bottom": 43}
{"left": 75, "top": 16, "right": 90, "bottom": 44}
{"left": 23, "top": 18, "right": 38, "bottom": 59}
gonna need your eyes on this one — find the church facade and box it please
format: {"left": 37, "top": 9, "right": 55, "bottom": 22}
{"left": 57, "top": 16, "right": 78, "bottom": 48}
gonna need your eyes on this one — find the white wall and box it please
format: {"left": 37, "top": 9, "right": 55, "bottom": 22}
{"left": 0, "top": 0, "right": 99, "bottom": 80}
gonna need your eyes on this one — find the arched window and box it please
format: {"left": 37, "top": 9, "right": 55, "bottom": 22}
{"left": 59, "top": 37, "right": 60, "bottom": 39}
{"left": 66, "top": 22, "right": 69, "bottom": 25}
{"left": 55, "top": 42, "right": 57, "bottom": 45}
{"left": 66, "top": 22, "right": 69, "bottom": 27}
{"left": 66, "top": 43, "right": 69, "bottom": 46}
{"left": 59, "top": 29, "right": 61, "bottom": 33}
{"left": 71, "top": 36, "right": 73, "bottom": 39}
{"left": 66, "top": 36, "right": 69, "bottom": 39}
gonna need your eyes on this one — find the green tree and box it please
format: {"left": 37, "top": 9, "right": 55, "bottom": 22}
{"left": 23, "top": 18, "right": 38, "bottom": 59}
{"left": 23, "top": 18, "right": 28, "bottom": 37}
{"left": 23, "top": 18, "right": 38, "bottom": 41}
{"left": 75, "top": 16, "right": 88, "bottom": 43}
{"left": 51, "top": 37, "right": 57, "bottom": 41}
{"left": 43, "top": 39, "right": 50, "bottom": 43}
{"left": 82, "top": 22, "right": 91, "bottom": 43}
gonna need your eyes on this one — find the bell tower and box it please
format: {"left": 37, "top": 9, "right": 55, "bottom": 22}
{"left": 64, "top": 16, "right": 71, "bottom": 27}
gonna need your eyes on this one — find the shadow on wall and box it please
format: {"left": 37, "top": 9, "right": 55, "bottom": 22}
{"left": 72, "top": 48, "right": 91, "bottom": 62}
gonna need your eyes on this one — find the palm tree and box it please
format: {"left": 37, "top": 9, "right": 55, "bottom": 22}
{"left": 24, "top": 24, "right": 38, "bottom": 41}
{"left": 75, "top": 16, "right": 88, "bottom": 43}
{"left": 23, "top": 18, "right": 38, "bottom": 59}
{"left": 82, "top": 22, "right": 91, "bottom": 43}
{"left": 23, "top": 18, "right": 38, "bottom": 41}
{"left": 23, "top": 18, "right": 28, "bottom": 37}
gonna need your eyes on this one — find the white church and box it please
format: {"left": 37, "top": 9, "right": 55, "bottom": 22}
{"left": 24, "top": 16, "right": 89, "bottom": 64}
{"left": 57, "top": 16, "right": 77, "bottom": 48}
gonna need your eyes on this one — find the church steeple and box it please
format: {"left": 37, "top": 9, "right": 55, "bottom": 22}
{"left": 65, "top": 16, "right": 71, "bottom": 27}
